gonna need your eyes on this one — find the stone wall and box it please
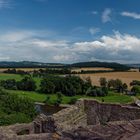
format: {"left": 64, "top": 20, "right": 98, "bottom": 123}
{"left": 53, "top": 99, "right": 87, "bottom": 130}
{"left": 84, "top": 100, "right": 140, "bottom": 125}
{"left": 1, "top": 99, "right": 140, "bottom": 140}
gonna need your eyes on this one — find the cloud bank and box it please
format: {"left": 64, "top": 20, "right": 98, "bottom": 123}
{"left": 0, "top": 30, "right": 140, "bottom": 63}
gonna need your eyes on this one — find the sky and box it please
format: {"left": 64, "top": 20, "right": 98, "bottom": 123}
{"left": 0, "top": 0, "right": 140, "bottom": 63}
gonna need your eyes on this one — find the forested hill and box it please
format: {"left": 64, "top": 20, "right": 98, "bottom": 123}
{"left": 0, "top": 61, "right": 130, "bottom": 71}
{"left": 126, "top": 64, "right": 140, "bottom": 68}
{"left": 0, "top": 61, "right": 65, "bottom": 68}
{"left": 70, "top": 61, "right": 130, "bottom": 71}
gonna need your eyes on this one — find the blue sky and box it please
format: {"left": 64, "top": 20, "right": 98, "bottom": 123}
{"left": 0, "top": 0, "right": 140, "bottom": 63}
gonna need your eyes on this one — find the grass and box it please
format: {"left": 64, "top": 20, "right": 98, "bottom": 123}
{"left": 7, "top": 90, "right": 133, "bottom": 104}
{"left": 0, "top": 73, "right": 22, "bottom": 81}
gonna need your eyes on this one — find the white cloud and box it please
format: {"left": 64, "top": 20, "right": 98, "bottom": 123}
{"left": 89, "top": 27, "right": 100, "bottom": 35}
{"left": 102, "top": 8, "right": 112, "bottom": 23}
{"left": 121, "top": 11, "right": 140, "bottom": 19}
{"left": 32, "top": 40, "right": 68, "bottom": 48}
{"left": 0, "top": 30, "right": 140, "bottom": 63}
{"left": 0, "top": 31, "right": 35, "bottom": 42}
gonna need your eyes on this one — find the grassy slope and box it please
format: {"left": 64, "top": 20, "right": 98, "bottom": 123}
{"left": 7, "top": 90, "right": 133, "bottom": 104}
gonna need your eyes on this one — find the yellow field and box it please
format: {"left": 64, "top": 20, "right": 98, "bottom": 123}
{"left": 0, "top": 68, "right": 46, "bottom": 72}
{"left": 71, "top": 67, "right": 113, "bottom": 72}
{"left": 78, "top": 72, "right": 140, "bottom": 88}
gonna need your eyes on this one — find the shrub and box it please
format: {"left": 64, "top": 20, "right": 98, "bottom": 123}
{"left": 131, "top": 86, "right": 140, "bottom": 94}
{"left": 17, "top": 76, "right": 36, "bottom": 91}
{"left": 44, "top": 96, "right": 51, "bottom": 104}
{"left": 68, "top": 98, "right": 78, "bottom": 104}
{"left": 0, "top": 79, "right": 17, "bottom": 90}
{"left": 0, "top": 88, "right": 37, "bottom": 119}
{"left": 0, "top": 113, "right": 31, "bottom": 126}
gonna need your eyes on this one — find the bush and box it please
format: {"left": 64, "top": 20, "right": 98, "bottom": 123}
{"left": 0, "top": 88, "right": 37, "bottom": 119}
{"left": 0, "top": 79, "right": 17, "bottom": 90}
{"left": 86, "top": 87, "right": 107, "bottom": 97}
{"left": 131, "top": 86, "right": 140, "bottom": 94}
{"left": 0, "top": 113, "right": 31, "bottom": 126}
{"left": 68, "top": 98, "right": 78, "bottom": 104}
{"left": 17, "top": 76, "right": 36, "bottom": 91}
{"left": 44, "top": 96, "right": 51, "bottom": 104}
{"left": 54, "top": 92, "right": 63, "bottom": 106}
{"left": 86, "top": 87, "right": 97, "bottom": 97}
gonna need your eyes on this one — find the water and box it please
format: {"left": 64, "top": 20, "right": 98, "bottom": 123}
{"left": 35, "top": 104, "right": 66, "bottom": 116}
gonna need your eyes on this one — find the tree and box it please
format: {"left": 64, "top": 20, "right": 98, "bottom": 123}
{"left": 108, "top": 79, "right": 115, "bottom": 89}
{"left": 17, "top": 76, "right": 36, "bottom": 91}
{"left": 99, "top": 77, "right": 107, "bottom": 87}
{"left": 0, "top": 79, "right": 17, "bottom": 90}
{"left": 131, "top": 86, "right": 140, "bottom": 94}
{"left": 115, "top": 79, "right": 123, "bottom": 92}
{"left": 102, "top": 87, "right": 108, "bottom": 95}
{"left": 108, "top": 79, "right": 123, "bottom": 92}
{"left": 54, "top": 92, "right": 63, "bottom": 106}
{"left": 86, "top": 87, "right": 97, "bottom": 97}
{"left": 40, "top": 78, "right": 55, "bottom": 94}
{"left": 122, "top": 83, "right": 128, "bottom": 91}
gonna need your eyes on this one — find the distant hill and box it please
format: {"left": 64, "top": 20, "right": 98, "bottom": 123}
{"left": 0, "top": 61, "right": 130, "bottom": 71}
{"left": 70, "top": 61, "right": 130, "bottom": 71}
{"left": 0, "top": 61, "right": 66, "bottom": 68}
{"left": 126, "top": 64, "right": 140, "bottom": 68}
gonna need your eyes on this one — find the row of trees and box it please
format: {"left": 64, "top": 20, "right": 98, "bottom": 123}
{"left": 0, "top": 77, "right": 36, "bottom": 91}
{"left": 4, "top": 68, "right": 29, "bottom": 75}
{"left": 0, "top": 75, "right": 109, "bottom": 97}
{"left": 99, "top": 77, "right": 140, "bottom": 94}
{"left": 39, "top": 76, "right": 92, "bottom": 96}
{"left": 99, "top": 78, "right": 128, "bottom": 93}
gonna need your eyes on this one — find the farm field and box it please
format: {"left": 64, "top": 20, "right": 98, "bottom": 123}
{"left": 7, "top": 90, "right": 133, "bottom": 104}
{"left": 71, "top": 67, "right": 113, "bottom": 72}
{"left": 0, "top": 68, "right": 46, "bottom": 72}
{"left": 78, "top": 72, "right": 140, "bottom": 88}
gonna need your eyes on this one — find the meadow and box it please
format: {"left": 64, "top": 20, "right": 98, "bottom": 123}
{"left": 7, "top": 90, "right": 133, "bottom": 104}
{"left": 71, "top": 67, "right": 113, "bottom": 72}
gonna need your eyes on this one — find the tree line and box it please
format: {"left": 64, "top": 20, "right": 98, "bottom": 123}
{"left": 0, "top": 75, "right": 109, "bottom": 97}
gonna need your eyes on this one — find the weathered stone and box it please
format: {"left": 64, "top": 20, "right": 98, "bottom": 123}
{"left": 1, "top": 99, "right": 140, "bottom": 139}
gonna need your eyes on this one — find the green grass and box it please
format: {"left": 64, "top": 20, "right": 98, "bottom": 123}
{"left": 7, "top": 90, "right": 133, "bottom": 104}
{"left": 0, "top": 73, "right": 22, "bottom": 81}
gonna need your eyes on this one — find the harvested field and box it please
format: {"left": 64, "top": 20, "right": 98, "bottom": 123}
{"left": 0, "top": 68, "right": 45, "bottom": 72}
{"left": 71, "top": 67, "right": 113, "bottom": 72}
{"left": 78, "top": 72, "right": 140, "bottom": 88}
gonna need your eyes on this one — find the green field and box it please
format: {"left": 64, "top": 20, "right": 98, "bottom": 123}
{"left": 0, "top": 73, "right": 22, "bottom": 81}
{"left": 7, "top": 90, "right": 133, "bottom": 104}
